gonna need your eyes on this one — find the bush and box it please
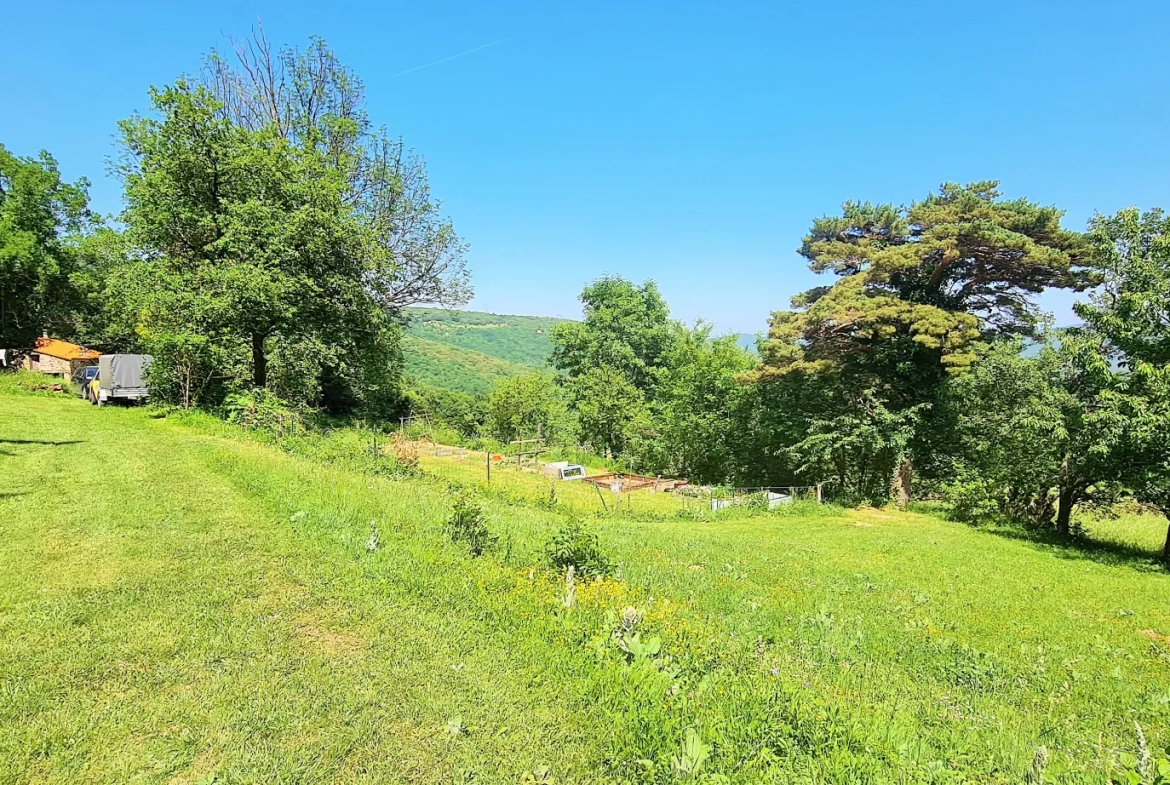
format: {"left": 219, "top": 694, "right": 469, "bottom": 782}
{"left": 223, "top": 389, "right": 301, "bottom": 434}
{"left": 142, "top": 331, "right": 233, "bottom": 409}
{"left": 446, "top": 492, "right": 496, "bottom": 556}
{"left": 0, "top": 369, "right": 71, "bottom": 396}
{"left": 941, "top": 475, "right": 1001, "bottom": 523}
{"left": 544, "top": 521, "right": 613, "bottom": 578}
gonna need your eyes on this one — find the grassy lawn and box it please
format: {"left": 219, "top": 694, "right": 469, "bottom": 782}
{"left": 3, "top": 390, "right": 1170, "bottom": 783}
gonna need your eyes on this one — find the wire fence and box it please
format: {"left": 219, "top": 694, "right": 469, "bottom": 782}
{"left": 413, "top": 444, "right": 825, "bottom": 518}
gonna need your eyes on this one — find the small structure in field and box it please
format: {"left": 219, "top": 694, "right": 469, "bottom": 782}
{"left": 710, "top": 491, "right": 793, "bottom": 511}
{"left": 541, "top": 461, "right": 587, "bottom": 480}
{"left": 21, "top": 336, "right": 101, "bottom": 379}
{"left": 587, "top": 472, "right": 688, "bottom": 493}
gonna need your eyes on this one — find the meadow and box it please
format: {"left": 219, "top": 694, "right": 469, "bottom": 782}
{"left": 3, "top": 387, "right": 1170, "bottom": 783}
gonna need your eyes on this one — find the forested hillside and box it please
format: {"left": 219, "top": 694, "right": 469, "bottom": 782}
{"left": 402, "top": 308, "right": 757, "bottom": 395}
{"left": 404, "top": 308, "right": 567, "bottom": 367}
{"left": 401, "top": 334, "right": 540, "bottom": 396}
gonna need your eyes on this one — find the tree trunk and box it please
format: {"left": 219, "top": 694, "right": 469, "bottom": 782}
{"left": 1161, "top": 518, "right": 1170, "bottom": 566}
{"left": 252, "top": 331, "right": 267, "bottom": 389}
{"left": 1055, "top": 454, "right": 1075, "bottom": 536}
{"left": 1055, "top": 484, "right": 1075, "bottom": 536}
{"left": 893, "top": 458, "right": 912, "bottom": 508}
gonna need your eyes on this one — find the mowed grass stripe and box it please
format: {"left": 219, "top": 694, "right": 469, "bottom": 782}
{"left": 0, "top": 398, "right": 604, "bottom": 784}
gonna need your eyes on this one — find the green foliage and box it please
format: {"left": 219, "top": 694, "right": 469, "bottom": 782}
{"left": 403, "top": 381, "right": 485, "bottom": 437}
{"left": 0, "top": 368, "right": 72, "bottom": 396}
{"left": 748, "top": 182, "right": 1092, "bottom": 510}
{"left": 672, "top": 728, "right": 713, "bottom": 778}
{"left": 113, "top": 78, "right": 399, "bottom": 412}
{"left": 0, "top": 143, "right": 94, "bottom": 349}
{"left": 763, "top": 181, "right": 1090, "bottom": 383}
{"left": 568, "top": 364, "right": 649, "bottom": 457}
{"left": 403, "top": 334, "right": 534, "bottom": 396}
{"left": 485, "top": 373, "right": 569, "bottom": 443}
{"left": 1072, "top": 207, "right": 1170, "bottom": 562}
{"left": 789, "top": 389, "right": 926, "bottom": 505}
{"left": 551, "top": 276, "right": 677, "bottom": 396}
{"left": 223, "top": 388, "right": 301, "bottom": 433}
{"left": 79, "top": 35, "right": 467, "bottom": 417}
{"left": 142, "top": 331, "right": 230, "bottom": 410}
{"left": 446, "top": 491, "right": 496, "bottom": 556}
{"left": 928, "top": 340, "right": 1098, "bottom": 530}
{"left": 1111, "top": 724, "right": 1170, "bottom": 785}
{"left": 646, "top": 323, "right": 756, "bottom": 483}
{"left": 405, "top": 307, "right": 566, "bottom": 367}
{"left": 544, "top": 521, "right": 613, "bottom": 577}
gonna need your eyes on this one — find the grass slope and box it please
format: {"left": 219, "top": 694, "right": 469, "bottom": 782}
{"left": 3, "top": 391, "right": 1170, "bottom": 783}
{"left": 405, "top": 308, "right": 567, "bottom": 368}
{"left": 401, "top": 334, "right": 538, "bottom": 396}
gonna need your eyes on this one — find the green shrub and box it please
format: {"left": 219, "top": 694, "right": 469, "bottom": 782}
{"left": 446, "top": 492, "right": 496, "bottom": 556}
{"left": 941, "top": 476, "right": 1001, "bottom": 523}
{"left": 544, "top": 521, "right": 613, "bottom": 577}
{"left": 0, "top": 369, "right": 72, "bottom": 396}
{"left": 223, "top": 389, "right": 301, "bottom": 433}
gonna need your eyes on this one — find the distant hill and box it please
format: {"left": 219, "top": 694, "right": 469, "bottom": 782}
{"left": 401, "top": 307, "right": 759, "bottom": 395}
{"left": 401, "top": 334, "right": 540, "bottom": 397}
{"left": 404, "top": 308, "right": 568, "bottom": 368}
{"left": 737, "top": 333, "right": 761, "bottom": 354}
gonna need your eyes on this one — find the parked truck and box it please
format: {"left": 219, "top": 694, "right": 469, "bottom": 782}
{"left": 87, "top": 354, "right": 153, "bottom": 405}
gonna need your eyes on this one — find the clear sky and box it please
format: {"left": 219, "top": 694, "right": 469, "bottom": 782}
{"left": 4, "top": 1, "right": 1169, "bottom": 334}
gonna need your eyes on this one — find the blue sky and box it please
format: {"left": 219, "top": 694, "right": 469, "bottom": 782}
{"left": 4, "top": 1, "right": 1169, "bottom": 334}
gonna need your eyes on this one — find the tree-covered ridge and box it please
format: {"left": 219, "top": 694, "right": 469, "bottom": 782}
{"left": 404, "top": 307, "right": 570, "bottom": 367}
{"left": 401, "top": 334, "right": 543, "bottom": 396}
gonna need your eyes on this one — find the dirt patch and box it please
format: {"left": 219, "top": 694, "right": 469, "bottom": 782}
{"left": 294, "top": 609, "right": 363, "bottom": 656}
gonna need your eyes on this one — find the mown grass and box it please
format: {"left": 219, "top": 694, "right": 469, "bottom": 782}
{"left": 2, "top": 389, "right": 1170, "bottom": 783}
{"left": 1081, "top": 512, "right": 1169, "bottom": 557}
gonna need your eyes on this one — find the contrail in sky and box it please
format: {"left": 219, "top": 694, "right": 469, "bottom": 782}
{"left": 389, "top": 36, "right": 519, "bottom": 78}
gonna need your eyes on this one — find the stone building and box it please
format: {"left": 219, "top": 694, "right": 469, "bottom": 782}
{"left": 21, "top": 337, "right": 101, "bottom": 378}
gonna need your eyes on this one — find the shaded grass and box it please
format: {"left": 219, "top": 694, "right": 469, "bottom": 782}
{"left": 2, "top": 393, "right": 1170, "bottom": 783}
{"left": 911, "top": 500, "right": 1170, "bottom": 573}
{"left": 1082, "top": 512, "right": 1169, "bottom": 556}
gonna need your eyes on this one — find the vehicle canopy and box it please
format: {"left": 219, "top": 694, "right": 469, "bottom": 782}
{"left": 97, "top": 354, "right": 153, "bottom": 396}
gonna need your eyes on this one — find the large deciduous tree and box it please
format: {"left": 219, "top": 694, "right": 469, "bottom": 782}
{"left": 1073, "top": 208, "right": 1170, "bottom": 563}
{"left": 485, "top": 373, "right": 568, "bottom": 444}
{"left": 202, "top": 32, "right": 470, "bottom": 312}
{"left": 551, "top": 276, "right": 677, "bottom": 396}
{"left": 0, "top": 145, "right": 93, "bottom": 350}
{"left": 116, "top": 82, "right": 385, "bottom": 402}
{"left": 112, "top": 34, "right": 468, "bottom": 412}
{"left": 931, "top": 340, "right": 1103, "bottom": 533}
{"left": 647, "top": 323, "right": 755, "bottom": 484}
{"left": 568, "top": 364, "right": 649, "bottom": 459}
